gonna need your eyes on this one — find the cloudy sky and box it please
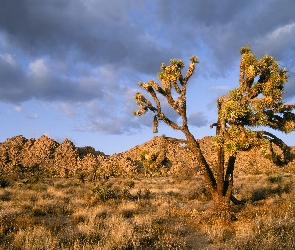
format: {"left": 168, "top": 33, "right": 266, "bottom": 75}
{"left": 0, "top": 0, "right": 295, "bottom": 154}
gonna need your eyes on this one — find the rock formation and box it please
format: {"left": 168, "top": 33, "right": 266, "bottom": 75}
{"left": 0, "top": 135, "right": 294, "bottom": 179}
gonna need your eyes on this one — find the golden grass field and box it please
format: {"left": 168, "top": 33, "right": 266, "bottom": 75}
{"left": 1, "top": 162, "right": 295, "bottom": 250}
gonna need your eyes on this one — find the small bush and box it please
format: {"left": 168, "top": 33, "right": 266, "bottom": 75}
{"left": 93, "top": 185, "right": 117, "bottom": 202}
{"left": 268, "top": 175, "right": 282, "bottom": 183}
{"left": 0, "top": 190, "right": 11, "bottom": 201}
{"left": 124, "top": 179, "right": 135, "bottom": 188}
{"left": 251, "top": 181, "right": 293, "bottom": 202}
{"left": 32, "top": 208, "right": 47, "bottom": 217}
{"left": 77, "top": 172, "right": 87, "bottom": 184}
{"left": 0, "top": 177, "right": 10, "bottom": 188}
{"left": 251, "top": 187, "right": 267, "bottom": 202}
{"left": 186, "top": 187, "right": 212, "bottom": 201}
{"left": 121, "top": 187, "right": 132, "bottom": 199}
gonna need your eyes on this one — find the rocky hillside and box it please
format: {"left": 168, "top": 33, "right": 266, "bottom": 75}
{"left": 120, "top": 135, "right": 295, "bottom": 175}
{"left": 0, "top": 135, "right": 294, "bottom": 178}
{"left": 0, "top": 135, "right": 106, "bottom": 177}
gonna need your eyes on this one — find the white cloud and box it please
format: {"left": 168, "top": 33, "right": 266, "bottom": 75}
{"left": 254, "top": 22, "right": 295, "bottom": 59}
{"left": 26, "top": 114, "right": 39, "bottom": 119}
{"left": 29, "top": 59, "right": 50, "bottom": 78}
{"left": 210, "top": 86, "right": 230, "bottom": 91}
{"left": 268, "top": 23, "right": 295, "bottom": 41}
{"left": 52, "top": 102, "right": 78, "bottom": 118}
{"left": 14, "top": 106, "right": 22, "bottom": 113}
{"left": 0, "top": 53, "right": 17, "bottom": 66}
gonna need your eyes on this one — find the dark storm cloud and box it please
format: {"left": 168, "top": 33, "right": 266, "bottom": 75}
{"left": 0, "top": 0, "right": 174, "bottom": 106}
{"left": 1, "top": 0, "right": 294, "bottom": 92}
{"left": 0, "top": 54, "right": 27, "bottom": 103}
{"left": 188, "top": 112, "right": 208, "bottom": 128}
{"left": 0, "top": 0, "right": 170, "bottom": 74}
{"left": 0, "top": 55, "right": 105, "bottom": 103}
{"left": 0, "top": 0, "right": 294, "bottom": 134}
{"left": 156, "top": 0, "right": 295, "bottom": 75}
{"left": 284, "top": 72, "right": 295, "bottom": 101}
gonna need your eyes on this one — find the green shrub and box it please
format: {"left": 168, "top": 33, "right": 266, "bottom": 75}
{"left": 93, "top": 185, "right": 117, "bottom": 202}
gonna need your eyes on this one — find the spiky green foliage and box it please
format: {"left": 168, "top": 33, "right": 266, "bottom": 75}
{"left": 134, "top": 55, "right": 198, "bottom": 133}
{"left": 215, "top": 45, "right": 295, "bottom": 156}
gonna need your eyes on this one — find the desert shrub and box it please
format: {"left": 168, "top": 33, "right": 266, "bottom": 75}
{"left": 124, "top": 179, "right": 135, "bottom": 188}
{"left": 136, "top": 188, "right": 151, "bottom": 200}
{"left": 77, "top": 171, "right": 87, "bottom": 184}
{"left": 121, "top": 187, "right": 132, "bottom": 199}
{"left": 227, "top": 219, "right": 295, "bottom": 250}
{"left": 251, "top": 182, "right": 293, "bottom": 202}
{"left": 0, "top": 190, "right": 11, "bottom": 201}
{"left": 121, "top": 209, "right": 134, "bottom": 219}
{"left": 139, "top": 149, "right": 170, "bottom": 176}
{"left": 12, "top": 226, "right": 59, "bottom": 250}
{"left": 0, "top": 213, "right": 15, "bottom": 235}
{"left": 186, "top": 186, "right": 212, "bottom": 201}
{"left": 94, "top": 163, "right": 121, "bottom": 180}
{"left": 32, "top": 208, "right": 47, "bottom": 217}
{"left": 251, "top": 187, "right": 268, "bottom": 202}
{"left": 7, "top": 164, "right": 47, "bottom": 185}
{"left": 93, "top": 185, "right": 117, "bottom": 202}
{"left": 267, "top": 174, "right": 282, "bottom": 184}
{"left": 72, "top": 214, "right": 87, "bottom": 225}
{"left": 281, "top": 181, "right": 293, "bottom": 194}
{"left": 0, "top": 177, "right": 10, "bottom": 188}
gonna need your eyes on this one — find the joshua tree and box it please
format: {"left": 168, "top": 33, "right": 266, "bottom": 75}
{"left": 134, "top": 45, "right": 295, "bottom": 217}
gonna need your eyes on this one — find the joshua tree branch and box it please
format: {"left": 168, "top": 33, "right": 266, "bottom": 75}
{"left": 259, "top": 130, "right": 294, "bottom": 165}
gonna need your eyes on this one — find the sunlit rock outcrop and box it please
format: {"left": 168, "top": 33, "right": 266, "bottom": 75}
{"left": 0, "top": 135, "right": 294, "bottom": 178}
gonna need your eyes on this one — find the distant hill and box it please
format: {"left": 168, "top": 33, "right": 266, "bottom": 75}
{"left": 0, "top": 135, "right": 294, "bottom": 178}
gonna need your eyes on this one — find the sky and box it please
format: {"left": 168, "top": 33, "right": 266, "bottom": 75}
{"left": 0, "top": 0, "right": 295, "bottom": 155}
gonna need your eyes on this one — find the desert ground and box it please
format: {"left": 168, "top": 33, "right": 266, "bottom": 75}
{"left": 1, "top": 135, "right": 295, "bottom": 249}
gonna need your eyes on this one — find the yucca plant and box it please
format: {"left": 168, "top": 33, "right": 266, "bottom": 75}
{"left": 134, "top": 45, "right": 295, "bottom": 218}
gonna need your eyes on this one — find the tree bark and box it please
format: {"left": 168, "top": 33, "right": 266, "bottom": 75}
{"left": 212, "top": 192, "right": 231, "bottom": 218}
{"left": 217, "top": 146, "right": 225, "bottom": 197}
{"left": 182, "top": 125, "right": 238, "bottom": 217}
{"left": 182, "top": 126, "right": 216, "bottom": 194}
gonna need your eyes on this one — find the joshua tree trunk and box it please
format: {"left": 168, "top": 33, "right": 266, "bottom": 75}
{"left": 182, "top": 127, "right": 216, "bottom": 194}
{"left": 182, "top": 124, "right": 237, "bottom": 217}
{"left": 212, "top": 154, "right": 236, "bottom": 218}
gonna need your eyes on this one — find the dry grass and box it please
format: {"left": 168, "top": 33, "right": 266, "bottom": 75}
{"left": 1, "top": 165, "right": 295, "bottom": 249}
